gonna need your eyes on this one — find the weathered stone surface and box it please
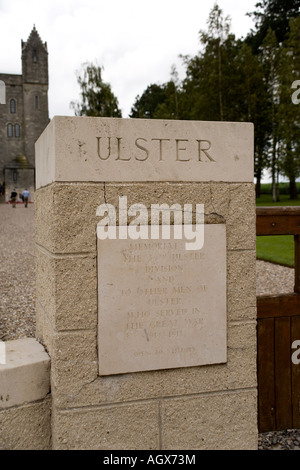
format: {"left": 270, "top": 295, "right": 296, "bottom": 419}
{"left": 161, "top": 390, "right": 258, "bottom": 450}
{"left": 0, "top": 338, "right": 50, "bottom": 409}
{"left": 36, "top": 117, "right": 254, "bottom": 187}
{"left": 34, "top": 116, "right": 257, "bottom": 450}
{"left": 50, "top": 322, "right": 257, "bottom": 409}
{"left": 52, "top": 401, "right": 160, "bottom": 450}
{"left": 35, "top": 247, "right": 98, "bottom": 338}
{"left": 97, "top": 224, "right": 227, "bottom": 375}
{"left": 0, "top": 397, "right": 51, "bottom": 450}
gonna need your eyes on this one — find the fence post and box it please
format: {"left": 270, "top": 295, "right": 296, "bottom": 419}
{"left": 294, "top": 235, "right": 300, "bottom": 293}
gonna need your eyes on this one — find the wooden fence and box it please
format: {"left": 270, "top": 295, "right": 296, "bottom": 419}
{"left": 257, "top": 206, "right": 300, "bottom": 432}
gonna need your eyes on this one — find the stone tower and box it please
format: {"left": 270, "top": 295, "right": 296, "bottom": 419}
{"left": 0, "top": 26, "right": 49, "bottom": 201}
{"left": 21, "top": 26, "right": 49, "bottom": 168}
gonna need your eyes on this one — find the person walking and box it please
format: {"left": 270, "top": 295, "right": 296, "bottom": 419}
{"left": 10, "top": 189, "right": 17, "bottom": 208}
{"left": 22, "top": 189, "right": 30, "bottom": 208}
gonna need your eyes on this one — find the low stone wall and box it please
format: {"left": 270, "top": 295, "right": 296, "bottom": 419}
{"left": 0, "top": 338, "right": 51, "bottom": 450}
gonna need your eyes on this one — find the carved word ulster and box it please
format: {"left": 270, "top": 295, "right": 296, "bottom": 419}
{"left": 96, "top": 137, "right": 215, "bottom": 163}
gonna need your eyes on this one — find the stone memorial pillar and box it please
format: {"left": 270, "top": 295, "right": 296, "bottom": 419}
{"left": 35, "top": 116, "right": 257, "bottom": 450}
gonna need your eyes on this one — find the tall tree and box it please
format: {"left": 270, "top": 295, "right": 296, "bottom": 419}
{"left": 181, "top": 3, "right": 272, "bottom": 194}
{"left": 129, "top": 84, "right": 166, "bottom": 118}
{"left": 70, "top": 62, "right": 122, "bottom": 117}
{"left": 277, "top": 17, "right": 300, "bottom": 198}
{"left": 152, "top": 66, "right": 181, "bottom": 119}
{"left": 180, "top": 5, "right": 239, "bottom": 122}
{"left": 246, "top": 0, "right": 300, "bottom": 53}
{"left": 259, "top": 28, "right": 281, "bottom": 201}
{"left": 198, "top": 2, "right": 231, "bottom": 121}
{"left": 235, "top": 42, "right": 271, "bottom": 197}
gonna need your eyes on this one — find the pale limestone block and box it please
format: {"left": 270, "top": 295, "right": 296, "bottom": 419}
{"left": 227, "top": 183, "right": 256, "bottom": 250}
{"left": 35, "top": 181, "right": 253, "bottom": 254}
{"left": 227, "top": 250, "right": 257, "bottom": 316}
{"left": 35, "top": 246, "right": 56, "bottom": 341}
{"left": 104, "top": 181, "right": 230, "bottom": 226}
{"left": 52, "top": 331, "right": 97, "bottom": 363}
{"left": 51, "top": 330, "right": 98, "bottom": 400}
{"left": 35, "top": 183, "right": 106, "bottom": 254}
{"left": 36, "top": 305, "right": 55, "bottom": 358}
{"left": 51, "top": 361, "right": 98, "bottom": 405}
{"left": 35, "top": 246, "right": 98, "bottom": 332}
{"left": 97, "top": 225, "right": 227, "bottom": 375}
{"left": 54, "top": 255, "right": 98, "bottom": 330}
{"left": 161, "top": 390, "right": 258, "bottom": 450}
{"left": 227, "top": 222, "right": 256, "bottom": 251}
{"left": 52, "top": 401, "right": 160, "bottom": 450}
{"left": 35, "top": 117, "right": 254, "bottom": 188}
{"left": 104, "top": 182, "right": 216, "bottom": 224}
{"left": 0, "top": 397, "right": 51, "bottom": 450}
{"left": 228, "top": 183, "right": 256, "bottom": 224}
{"left": 227, "top": 305, "right": 257, "bottom": 323}
{"left": 52, "top": 323, "right": 256, "bottom": 409}
{"left": 208, "top": 182, "right": 230, "bottom": 220}
{"left": 0, "top": 338, "right": 50, "bottom": 409}
{"left": 34, "top": 186, "right": 56, "bottom": 252}
{"left": 35, "top": 182, "right": 229, "bottom": 253}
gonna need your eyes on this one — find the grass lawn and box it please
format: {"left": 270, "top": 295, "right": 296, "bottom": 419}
{"left": 256, "top": 194, "right": 300, "bottom": 206}
{"left": 256, "top": 192, "right": 298, "bottom": 267}
{"left": 256, "top": 235, "right": 294, "bottom": 267}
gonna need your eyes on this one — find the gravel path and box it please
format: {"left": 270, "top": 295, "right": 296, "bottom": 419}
{"left": 256, "top": 259, "right": 294, "bottom": 296}
{"left": 0, "top": 202, "right": 35, "bottom": 341}
{"left": 0, "top": 202, "right": 299, "bottom": 449}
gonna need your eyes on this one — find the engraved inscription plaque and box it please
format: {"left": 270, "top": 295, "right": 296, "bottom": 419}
{"left": 97, "top": 225, "right": 227, "bottom": 375}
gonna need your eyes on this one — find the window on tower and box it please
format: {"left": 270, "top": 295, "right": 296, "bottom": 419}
{"left": 15, "top": 124, "right": 20, "bottom": 137}
{"left": 10, "top": 99, "right": 16, "bottom": 113}
{"left": 33, "top": 49, "right": 38, "bottom": 63}
{"left": 7, "top": 123, "right": 13, "bottom": 138}
{"left": 35, "top": 95, "right": 39, "bottom": 109}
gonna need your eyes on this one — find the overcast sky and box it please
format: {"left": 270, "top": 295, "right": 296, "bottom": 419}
{"left": 0, "top": 0, "right": 258, "bottom": 118}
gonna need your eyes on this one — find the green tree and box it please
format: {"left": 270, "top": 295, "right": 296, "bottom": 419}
{"left": 180, "top": 6, "right": 237, "bottom": 122}
{"left": 70, "top": 62, "right": 122, "bottom": 117}
{"left": 199, "top": 2, "right": 231, "bottom": 121}
{"left": 235, "top": 42, "right": 271, "bottom": 197}
{"left": 153, "top": 66, "right": 182, "bottom": 119}
{"left": 259, "top": 28, "right": 281, "bottom": 201}
{"left": 129, "top": 83, "right": 166, "bottom": 118}
{"left": 277, "top": 17, "right": 300, "bottom": 199}
{"left": 180, "top": 3, "right": 271, "bottom": 193}
{"left": 180, "top": 4, "right": 265, "bottom": 122}
{"left": 247, "top": 0, "right": 300, "bottom": 53}
{"left": 127, "top": 1, "right": 287, "bottom": 197}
